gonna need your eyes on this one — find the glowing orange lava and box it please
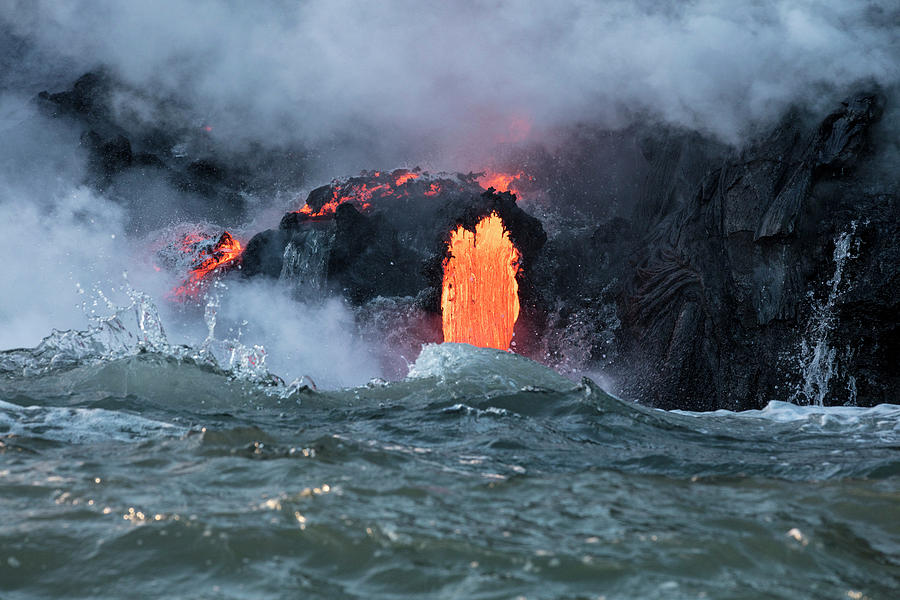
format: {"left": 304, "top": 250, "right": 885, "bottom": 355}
{"left": 477, "top": 171, "right": 527, "bottom": 197}
{"left": 441, "top": 212, "right": 521, "bottom": 350}
{"left": 394, "top": 172, "right": 419, "bottom": 186}
{"left": 296, "top": 170, "right": 424, "bottom": 216}
{"left": 298, "top": 202, "right": 333, "bottom": 218}
{"left": 172, "top": 230, "right": 243, "bottom": 298}
{"left": 298, "top": 184, "right": 374, "bottom": 217}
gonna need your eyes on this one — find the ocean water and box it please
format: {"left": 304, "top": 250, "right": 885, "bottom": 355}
{"left": 1, "top": 300, "right": 898, "bottom": 599}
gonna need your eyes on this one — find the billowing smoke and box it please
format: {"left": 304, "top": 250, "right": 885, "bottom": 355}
{"left": 1, "top": 1, "right": 898, "bottom": 385}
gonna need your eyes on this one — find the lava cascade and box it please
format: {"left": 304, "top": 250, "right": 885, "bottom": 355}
{"left": 441, "top": 212, "right": 521, "bottom": 350}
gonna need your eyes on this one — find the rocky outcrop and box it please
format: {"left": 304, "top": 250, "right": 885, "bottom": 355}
{"left": 37, "top": 73, "right": 898, "bottom": 409}
{"left": 614, "top": 92, "right": 896, "bottom": 409}
{"left": 239, "top": 91, "right": 897, "bottom": 409}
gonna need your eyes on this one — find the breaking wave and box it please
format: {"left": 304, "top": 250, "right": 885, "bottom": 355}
{"left": 2, "top": 290, "right": 898, "bottom": 598}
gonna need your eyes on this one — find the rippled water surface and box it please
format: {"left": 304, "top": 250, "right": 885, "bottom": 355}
{"left": 2, "top": 341, "right": 898, "bottom": 599}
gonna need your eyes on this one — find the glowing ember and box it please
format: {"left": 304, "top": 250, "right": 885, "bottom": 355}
{"left": 441, "top": 212, "right": 521, "bottom": 350}
{"left": 172, "top": 230, "right": 243, "bottom": 298}
{"left": 178, "top": 232, "right": 208, "bottom": 248}
{"left": 477, "top": 171, "right": 527, "bottom": 197}
{"left": 424, "top": 182, "right": 442, "bottom": 197}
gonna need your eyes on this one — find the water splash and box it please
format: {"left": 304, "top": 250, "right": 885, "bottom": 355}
{"left": 198, "top": 283, "right": 274, "bottom": 384}
{"left": 0, "top": 286, "right": 174, "bottom": 375}
{"left": 0, "top": 284, "right": 279, "bottom": 388}
{"left": 793, "top": 222, "right": 859, "bottom": 406}
{"left": 539, "top": 294, "right": 620, "bottom": 376}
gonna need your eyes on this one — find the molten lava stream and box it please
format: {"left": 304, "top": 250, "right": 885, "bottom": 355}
{"left": 441, "top": 212, "right": 521, "bottom": 350}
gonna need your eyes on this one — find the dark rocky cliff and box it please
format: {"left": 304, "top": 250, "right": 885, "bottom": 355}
{"left": 613, "top": 93, "right": 897, "bottom": 409}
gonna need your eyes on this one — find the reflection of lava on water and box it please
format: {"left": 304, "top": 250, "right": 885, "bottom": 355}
{"left": 166, "top": 230, "right": 244, "bottom": 298}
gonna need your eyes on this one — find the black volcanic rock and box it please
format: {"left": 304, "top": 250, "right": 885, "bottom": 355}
{"left": 437, "top": 188, "right": 547, "bottom": 264}
{"left": 38, "top": 72, "right": 112, "bottom": 120}
{"left": 304, "top": 184, "right": 334, "bottom": 214}
{"left": 241, "top": 229, "right": 291, "bottom": 279}
{"left": 36, "top": 72, "right": 245, "bottom": 220}
{"left": 327, "top": 203, "right": 426, "bottom": 304}
{"left": 614, "top": 91, "right": 895, "bottom": 410}
{"left": 238, "top": 95, "right": 896, "bottom": 410}
{"left": 82, "top": 130, "right": 133, "bottom": 185}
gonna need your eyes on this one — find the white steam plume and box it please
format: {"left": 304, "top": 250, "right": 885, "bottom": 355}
{"left": 0, "top": 97, "right": 383, "bottom": 387}
{"left": 2, "top": 0, "right": 898, "bottom": 156}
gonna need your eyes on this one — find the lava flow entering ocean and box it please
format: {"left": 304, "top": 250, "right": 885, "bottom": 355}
{"left": 441, "top": 212, "right": 522, "bottom": 350}
{"left": 162, "top": 168, "right": 533, "bottom": 353}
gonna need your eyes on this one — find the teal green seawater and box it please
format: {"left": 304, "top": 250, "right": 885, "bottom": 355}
{"left": 1, "top": 344, "right": 898, "bottom": 599}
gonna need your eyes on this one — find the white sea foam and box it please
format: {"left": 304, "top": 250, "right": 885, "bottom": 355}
{"left": 0, "top": 399, "right": 186, "bottom": 444}
{"left": 675, "top": 400, "right": 900, "bottom": 436}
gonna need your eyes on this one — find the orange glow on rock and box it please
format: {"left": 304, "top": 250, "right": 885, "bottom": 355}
{"left": 441, "top": 212, "right": 521, "bottom": 350}
{"left": 172, "top": 230, "right": 243, "bottom": 298}
{"left": 296, "top": 171, "right": 426, "bottom": 217}
{"left": 298, "top": 183, "right": 379, "bottom": 217}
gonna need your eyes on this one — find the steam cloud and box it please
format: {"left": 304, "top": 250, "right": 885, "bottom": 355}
{"left": 0, "top": 1, "right": 898, "bottom": 383}
{"left": 4, "top": 1, "right": 898, "bottom": 152}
